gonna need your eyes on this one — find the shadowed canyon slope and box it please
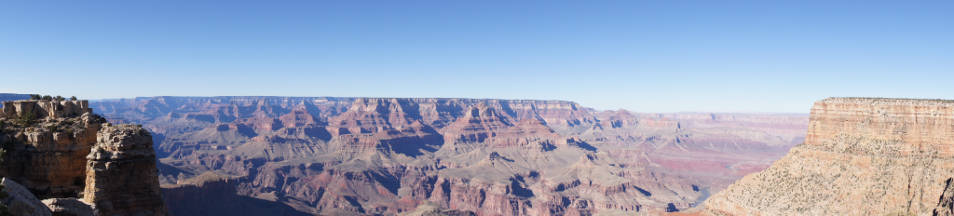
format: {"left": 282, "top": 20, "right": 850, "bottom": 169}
{"left": 704, "top": 98, "right": 954, "bottom": 215}
{"left": 90, "top": 96, "right": 807, "bottom": 215}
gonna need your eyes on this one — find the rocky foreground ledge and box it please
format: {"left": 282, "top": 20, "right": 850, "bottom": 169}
{"left": 703, "top": 98, "right": 954, "bottom": 215}
{"left": 0, "top": 99, "right": 166, "bottom": 216}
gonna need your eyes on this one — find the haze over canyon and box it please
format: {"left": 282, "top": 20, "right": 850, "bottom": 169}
{"left": 80, "top": 96, "right": 803, "bottom": 215}
{"left": 4, "top": 93, "right": 954, "bottom": 216}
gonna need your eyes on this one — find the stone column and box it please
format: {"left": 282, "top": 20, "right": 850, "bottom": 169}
{"left": 83, "top": 124, "right": 167, "bottom": 216}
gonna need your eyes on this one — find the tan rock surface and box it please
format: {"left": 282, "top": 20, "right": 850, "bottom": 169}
{"left": 704, "top": 98, "right": 954, "bottom": 215}
{"left": 1, "top": 100, "right": 91, "bottom": 120}
{"left": 0, "top": 100, "right": 105, "bottom": 198}
{"left": 83, "top": 124, "right": 167, "bottom": 216}
{"left": 1, "top": 99, "right": 169, "bottom": 216}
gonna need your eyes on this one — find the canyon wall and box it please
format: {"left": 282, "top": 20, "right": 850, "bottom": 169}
{"left": 91, "top": 96, "right": 807, "bottom": 215}
{"left": 704, "top": 98, "right": 954, "bottom": 215}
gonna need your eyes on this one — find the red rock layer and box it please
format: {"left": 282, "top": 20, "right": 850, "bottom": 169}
{"left": 90, "top": 96, "right": 808, "bottom": 215}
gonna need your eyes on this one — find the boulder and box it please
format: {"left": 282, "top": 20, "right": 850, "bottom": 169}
{"left": 42, "top": 198, "right": 93, "bottom": 216}
{"left": 1, "top": 178, "right": 53, "bottom": 216}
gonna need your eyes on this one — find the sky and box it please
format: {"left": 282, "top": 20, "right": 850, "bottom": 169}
{"left": 1, "top": 1, "right": 952, "bottom": 113}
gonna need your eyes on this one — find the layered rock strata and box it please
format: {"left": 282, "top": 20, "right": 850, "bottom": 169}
{"left": 0, "top": 99, "right": 167, "bottom": 216}
{"left": 0, "top": 100, "right": 104, "bottom": 198}
{"left": 704, "top": 98, "right": 954, "bottom": 215}
{"left": 84, "top": 124, "right": 167, "bottom": 216}
{"left": 93, "top": 96, "right": 808, "bottom": 215}
{"left": 2, "top": 100, "right": 92, "bottom": 120}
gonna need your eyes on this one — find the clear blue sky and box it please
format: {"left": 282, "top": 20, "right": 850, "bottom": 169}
{"left": 1, "top": 1, "right": 952, "bottom": 113}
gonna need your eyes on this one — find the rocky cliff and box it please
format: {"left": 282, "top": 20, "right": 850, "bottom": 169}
{"left": 84, "top": 124, "right": 167, "bottom": 216}
{"left": 92, "top": 96, "right": 807, "bottom": 215}
{"left": 704, "top": 98, "right": 954, "bottom": 215}
{"left": 0, "top": 99, "right": 167, "bottom": 216}
{"left": 0, "top": 100, "right": 103, "bottom": 198}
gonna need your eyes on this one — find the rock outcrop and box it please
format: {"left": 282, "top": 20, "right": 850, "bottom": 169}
{"left": 2, "top": 100, "right": 92, "bottom": 120}
{"left": 84, "top": 124, "right": 167, "bottom": 216}
{"left": 0, "top": 99, "right": 167, "bottom": 216}
{"left": 92, "top": 96, "right": 808, "bottom": 215}
{"left": 704, "top": 98, "right": 954, "bottom": 215}
{"left": 0, "top": 100, "right": 104, "bottom": 198}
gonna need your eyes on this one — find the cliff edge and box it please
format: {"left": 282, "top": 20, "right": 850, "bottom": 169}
{"left": 703, "top": 98, "right": 954, "bottom": 215}
{"left": 0, "top": 99, "right": 167, "bottom": 216}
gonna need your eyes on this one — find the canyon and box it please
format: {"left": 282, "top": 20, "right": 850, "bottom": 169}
{"left": 10, "top": 95, "right": 949, "bottom": 215}
{"left": 89, "top": 96, "right": 807, "bottom": 215}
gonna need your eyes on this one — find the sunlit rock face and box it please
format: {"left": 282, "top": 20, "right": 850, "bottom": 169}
{"left": 91, "top": 96, "right": 807, "bottom": 215}
{"left": 0, "top": 100, "right": 104, "bottom": 198}
{"left": 84, "top": 124, "right": 167, "bottom": 216}
{"left": 704, "top": 98, "right": 954, "bottom": 215}
{"left": 0, "top": 99, "right": 168, "bottom": 216}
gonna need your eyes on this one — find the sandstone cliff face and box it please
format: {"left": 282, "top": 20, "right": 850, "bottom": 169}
{"left": 704, "top": 98, "right": 954, "bottom": 215}
{"left": 2, "top": 100, "right": 92, "bottom": 120}
{"left": 84, "top": 124, "right": 167, "bottom": 216}
{"left": 0, "top": 99, "right": 167, "bottom": 216}
{"left": 0, "top": 100, "right": 104, "bottom": 198}
{"left": 92, "top": 96, "right": 807, "bottom": 215}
